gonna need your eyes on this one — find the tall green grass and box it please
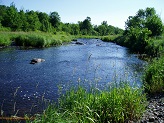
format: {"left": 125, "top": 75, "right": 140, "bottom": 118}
{"left": 101, "top": 35, "right": 121, "bottom": 42}
{"left": 0, "top": 31, "right": 74, "bottom": 48}
{"left": 0, "top": 32, "right": 11, "bottom": 46}
{"left": 31, "top": 84, "right": 147, "bottom": 123}
{"left": 143, "top": 55, "right": 164, "bottom": 94}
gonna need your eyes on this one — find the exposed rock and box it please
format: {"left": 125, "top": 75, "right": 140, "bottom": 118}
{"left": 96, "top": 44, "right": 101, "bottom": 46}
{"left": 75, "top": 41, "right": 85, "bottom": 45}
{"left": 30, "top": 58, "right": 45, "bottom": 64}
{"left": 137, "top": 95, "right": 164, "bottom": 123}
{"left": 148, "top": 116, "right": 155, "bottom": 122}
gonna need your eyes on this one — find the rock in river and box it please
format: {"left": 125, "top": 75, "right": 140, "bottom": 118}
{"left": 30, "top": 58, "right": 45, "bottom": 64}
{"left": 75, "top": 41, "right": 85, "bottom": 45}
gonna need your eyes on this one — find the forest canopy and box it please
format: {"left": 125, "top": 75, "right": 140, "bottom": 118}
{"left": 0, "top": 3, "right": 123, "bottom": 36}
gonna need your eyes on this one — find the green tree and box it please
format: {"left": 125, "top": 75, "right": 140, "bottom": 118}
{"left": 125, "top": 27, "right": 152, "bottom": 52}
{"left": 124, "top": 7, "right": 163, "bottom": 53}
{"left": 94, "top": 21, "right": 123, "bottom": 36}
{"left": 97, "top": 24, "right": 108, "bottom": 36}
{"left": 61, "top": 23, "right": 71, "bottom": 34}
{"left": 125, "top": 7, "right": 163, "bottom": 36}
{"left": 61, "top": 23, "right": 80, "bottom": 35}
{"left": 18, "top": 10, "right": 29, "bottom": 31}
{"left": 145, "top": 15, "right": 163, "bottom": 36}
{"left": 38, "top": 12, "right": 52, "bottom": 32}
{"left": 26, "top": 10, "right": 41, "bottom": 31}
{"left": 70, "top": 23, "right": 80, "bottom": 35}
{"left": 3, "top": 3, "right": 21, "bottom": 30}
{"left": 49, "top": 11, "right": 60, "bottom": 30}
{"left": 80, "top": 17, "right": 92, "bottom": 35}
{"left": 0, "top": 5, "right": 7, "bottom": 27}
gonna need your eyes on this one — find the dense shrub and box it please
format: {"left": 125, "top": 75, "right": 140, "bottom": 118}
{"left": 0, "top": 33, "right": 11, "bottom": 46}
{"left": 124, "top": 27, "right": 152, "bottom": 53}
{"left": 145, "top": 36, "right": 164, "bottom": 57}
{"left": 143, "top": 56, "right": 164, "bottom": 94}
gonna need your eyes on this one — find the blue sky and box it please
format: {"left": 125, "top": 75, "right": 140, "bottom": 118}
{"left": 1, "top": 0, "right": 164, "bottom": 29}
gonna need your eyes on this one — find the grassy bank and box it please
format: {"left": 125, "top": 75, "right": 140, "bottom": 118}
{"left": 101, "top": 34, "right": 122, "bottom": 42}
{"left": 30, "top": 84, "right": 147, "bottom": 123}
{"left": 101, "top": 34, "right": 164, "bottom": 95}
{"left": 0, "top": 32, "right": 11, "bottom": 46}
{"left": 143, "top": 55, "right": 164, "bottom": 94}
{"left": 0, "top": 31, "right": 163, "bottom": 122}
{"left": 103, "top": 34, "right": 164, "bottom": 57}
{"left": 0, "top": 31, "right": 75, "bottom": 48}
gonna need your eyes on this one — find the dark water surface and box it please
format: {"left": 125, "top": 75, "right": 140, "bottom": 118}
{"left": 0, "top": 39, "right": 146, "bottom": 116}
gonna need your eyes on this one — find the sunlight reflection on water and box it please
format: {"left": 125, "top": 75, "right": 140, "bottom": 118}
{"left": 0, "top": 39, "right": 146, "bottom": 116}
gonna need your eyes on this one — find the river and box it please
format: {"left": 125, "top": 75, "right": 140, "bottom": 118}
{"left": 0, "top": 39, "right": 146, "bottom": 116}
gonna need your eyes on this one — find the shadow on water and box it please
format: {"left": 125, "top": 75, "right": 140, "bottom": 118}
{"left": 0, "top": 39, "right": 147, "bottom": 117}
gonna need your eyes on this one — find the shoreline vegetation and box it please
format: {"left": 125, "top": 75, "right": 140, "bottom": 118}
{"left": 31, "top": 84, "right": 147, "bottom": 123}
{"left": 0, "top": 31, "right": 75, "bottom": 48}
{"left": 0, "top": 4, "right": 164, "bottom": 122}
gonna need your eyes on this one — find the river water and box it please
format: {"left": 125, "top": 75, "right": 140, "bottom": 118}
{"left": 0, "top": 39, "right": 146, "bottom": 116}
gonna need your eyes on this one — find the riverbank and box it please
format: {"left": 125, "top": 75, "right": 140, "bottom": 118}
{"left": 101, "top": 34, "right": 164, "bottom": 122}
{"left": 0, "top": 31, "right": 105, "bottom": 49}
{"left": 30, "top": 84, "right": 147, "bottom": 123}
{"left": 0, "top": 31, "right": 163, "bottom": 122}
{"left": 102, "top": 34, "right": 164, "bottom": 57}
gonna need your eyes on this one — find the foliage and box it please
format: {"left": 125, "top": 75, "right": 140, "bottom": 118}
{"left": 106, "top": 7, "right": 164, "bottom": 55}
{"left": 0, "top": 32, "right": 11, "bottom": 46}
{"left": 94, "top": 22, "right": 124, "bottom": 36}
{"left": 50, "top": 11, "right": 61, "bottom": 30}
{"left": 125, "top": 7, "right": 163, "bottom": 37}
{"left": 26, "top": 10, "right": 42, "bottom": 31}
{"left": 32, "top": 84, "right": 147, "bottom": 123}
{"left": 101, "top": 34, "right": 121, "bottom": 42}
{"left": 0, "top": 4, "right": 123, "bottom": 38}
{"left": 145, "top": 35, "right": 164, "bottom": 56}
{"left": 124, "top": 27, "right": 152, "bottom": 52}
{"left": 79, "top": 17, "right": 93, "bottom": 35}
{"left": 2, "top": 3, "right": 21, "bottom": 31}
{"left": 143, "top": 55, "right": 164, "bottom": 94}
{"left": 145, "top": 14, "right": 163, "bottom": 36}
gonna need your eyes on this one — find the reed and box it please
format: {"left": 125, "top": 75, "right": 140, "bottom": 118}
{"left": 32, "top": 83, "right": 147, "bottom": 123}
{"left": 0, "top": 31, "right": 74, "bottom": 48}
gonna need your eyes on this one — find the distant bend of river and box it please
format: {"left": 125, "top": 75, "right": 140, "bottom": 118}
{"left": 0, "top": 38, "right": 146, "bottom": 116}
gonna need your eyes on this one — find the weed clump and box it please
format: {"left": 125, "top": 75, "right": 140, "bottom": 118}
{"left": 32, "top": 84, "right": 147, "bottom": 123}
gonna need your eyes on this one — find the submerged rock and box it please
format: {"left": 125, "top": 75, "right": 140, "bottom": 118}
{"left": 30, "top": 58, "right": 45, "bottom": 64}
{"left": 75, "top": 41, "right": 85, "bottom": 45}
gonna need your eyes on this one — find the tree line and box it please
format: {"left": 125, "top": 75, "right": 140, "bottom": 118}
{"left": 0, "top": 3, "right": 123, "bottom": 35}
{"left": 116, "top": 7, "right": 164, "bottom": 54}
